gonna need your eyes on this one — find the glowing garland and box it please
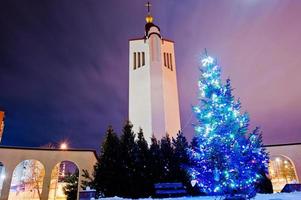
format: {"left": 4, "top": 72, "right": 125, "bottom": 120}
{"left": 188, "top": 55, "right": 269, "bottom": 198}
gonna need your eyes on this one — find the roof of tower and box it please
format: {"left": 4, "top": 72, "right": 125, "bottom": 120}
{"left": 129, "top": 2, "right": 175, "bottom": 42}
{"left": 145, "top": 22, "right": 161, "bottom": 37}
{"left": 144, "top": 2, "right": 161, "bottom": 38}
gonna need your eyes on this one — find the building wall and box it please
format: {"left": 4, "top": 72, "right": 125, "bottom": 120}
{"left": 148, "top": 32, "right": 166, "bottom": 140}
{"left": 266, "top": 143, "right": 301, "bottom": 182}
{"left": 0, "top": 147, "right": 97, "bottom": 200}
{"left": 129, "top": 28, "right": 181, "bottom": 143}
{"left": 266, "top": 144, "right": 301, "bottom": 191}
{"left": 161, "top": 40, "right": 181, "bottom": 139}
{"left": 129, "top": 39, "right": 153, "bottom": 141}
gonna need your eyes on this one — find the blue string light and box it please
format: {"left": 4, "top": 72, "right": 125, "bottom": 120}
{"left": 188, "top": 54, "right": 269, "bottom": 198}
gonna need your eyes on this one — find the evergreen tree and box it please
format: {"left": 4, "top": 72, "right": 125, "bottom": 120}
{"left": 173, "top": 131, "right": 189, "bottom": 165}
{"left": 250, "top": 128, "right": 273, "bottom": 194}
{"left": 172, "top": 131, "right": 190, "bottom": 185}
{"left": 84, "top": 123, "right": 194, "bottom": 198}
{"left": 135, "top": 128, "right": 152, "bottom": 197}
{"left": 119, "top": 121, "right": 138, "bottom": 197}
{"left": 63, "top": 170, "right": 79, "bottom": 200}
{"left": 190, "top": 136, "right": 199, "bottom": 151}
{"left": 81, "top": 169, "right": 93, "bottom": 190}
{"left": 149, "top": 135, "right": 163, "bottom": 185}
{"left": 93, "top": 126, "right": 122, "bottom": 197}
{"left": 160, "top": 134, "right": 174, "bottom": 181}
{"left": 256, "top": 172, "right": 273, "bottom": 194}
{"left": 189, "top": 136, "right": 204, "bottom": 196}
{"left": 188, "top": 54, "right": 269, "bottom": 198}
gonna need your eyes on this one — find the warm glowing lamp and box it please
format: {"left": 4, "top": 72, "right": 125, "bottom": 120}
{"left": 60, "top": 142, "right": 68, "bottom": 150}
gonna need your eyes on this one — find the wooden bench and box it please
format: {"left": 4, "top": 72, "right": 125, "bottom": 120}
{"left": 154, "top": 182, "right": 187, "bottom": 198}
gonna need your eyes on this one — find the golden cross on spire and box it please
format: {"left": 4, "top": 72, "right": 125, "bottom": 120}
{"left": 144, "top": 1, "right": 153, "bottom": 23}
{"left": 145, "top": 1, "right": 152, "bottom": 13}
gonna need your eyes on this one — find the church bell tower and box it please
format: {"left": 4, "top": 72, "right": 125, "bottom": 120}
{"left": 129, "top": 2, "right": 181, "bottom": 143}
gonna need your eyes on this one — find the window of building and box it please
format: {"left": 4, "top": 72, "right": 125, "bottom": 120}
{"left": 269, "top": 155, "right": 299, "bottom": 192}
{"left": 138, "top": 52, "right": 141, "bottom": 68}
{"left": 166, "top": 53, "right": 170, "bottom": 69}
{"left": 48, "top": 161, "right": 79, "bottom": 200}
{"left": 169, "top": 53, "right": 173, "bottom": 71}
{"left": 8, "top": 160, "right": 45, "bottom": 200}
{"left": 133, "top": 52, "right": 137, "bottom": 70}
{"left": 142, "top": 52, "right": 145, "bottom": 66}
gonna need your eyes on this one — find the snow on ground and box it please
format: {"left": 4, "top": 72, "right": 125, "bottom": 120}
{"left": 98, "top": 192, "right": 301, "bottom": 200}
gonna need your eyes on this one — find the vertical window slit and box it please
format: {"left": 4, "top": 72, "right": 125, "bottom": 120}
{"left": 142, "top": 52, "right": 145, "bottom": 66}
{"left": 169, "top": 53, "right": 173, "bottom": 71}
{"left": 167, "top": 53, "right": 170, "bottom": 68}
{"left": 134, "top": 52, "right": 136, "bottom": 70}
{"left": 138, "top": 52, "right": 141, "bottom": 68}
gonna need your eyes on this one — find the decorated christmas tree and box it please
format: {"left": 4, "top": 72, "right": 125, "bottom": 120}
{"left": 188, "top": 53, "right": 269, "bottom": 198}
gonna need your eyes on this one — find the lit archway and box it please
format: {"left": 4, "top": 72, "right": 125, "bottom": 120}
{"left": 48, "top": 161, "right": 79, "bottom": 200}
{"left": 269, "top": 155, "right": 299, "bottom": 192}
{"left": 8, "top": 160, "right": 45, "bottom": 200}
{"left": 0, "top": 162, "right": 5, "bottom": 197}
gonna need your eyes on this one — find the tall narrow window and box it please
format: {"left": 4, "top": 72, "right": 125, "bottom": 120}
{"left": 164, "top": 53, "right": 166, "bottom": 67}
{"left": 142, "top": 52, "right": 145, "bottom": 66}
{"left": 133, "top": 52, "right": 136, "bottom": 70}
{"left": 138, "top": 52, "right": 141, "bottom": 68}
{"left": 166, "top": 53, "right": 170, "bottom": 68}
{"left": 169, "top": 53, "right": 173, "bottom": 71}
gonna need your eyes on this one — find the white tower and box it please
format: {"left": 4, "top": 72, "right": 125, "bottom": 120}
{"left": 129, "top": 2, "right": 181, "bottom": 142}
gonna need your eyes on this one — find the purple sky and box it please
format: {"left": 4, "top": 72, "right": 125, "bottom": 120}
{"left": 0, "top": 0, "right": 300, "bottom": 149}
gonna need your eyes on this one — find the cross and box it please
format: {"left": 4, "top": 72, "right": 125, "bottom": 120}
{"left": 145, "top": 1, "right": 152, "bottom": 13}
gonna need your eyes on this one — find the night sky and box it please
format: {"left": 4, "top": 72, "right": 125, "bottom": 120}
{"left": 0, "top": 0, "right": 300, "bottom": 149}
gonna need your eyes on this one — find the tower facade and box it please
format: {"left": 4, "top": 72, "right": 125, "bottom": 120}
{"left": 129, "top": 5, "right": 181, "bottom": 142}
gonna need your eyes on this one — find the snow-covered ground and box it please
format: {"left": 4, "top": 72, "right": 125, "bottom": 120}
{"left": 97, "top": 192, "right": 301, "bottom": 200}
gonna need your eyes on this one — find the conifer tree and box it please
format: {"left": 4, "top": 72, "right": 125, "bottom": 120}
{"left": 160, "top": 134, "right": 174, "bottom": 181}
{"left": 81, "top": 169, "right": 93, "bottom": 190}
{"left": 190, "top": 136, "right": 198, "bottom": 151}
{"left": 173, "top": 131, "right": 189, "bottom": 165}
{"left": 250, "top": 128, "right": 273, "bottom": 194}
{"left": 149, "top": 135, "right": 163, "bottom": 184}
{"left": 93, "top": 126, "right": 121, "bottom": 197}
{"left": 119, "top": 121, "right": 138, "bottom": 197}
{"left": 135, "top": 128, "right": 152, "bottom": 197}
{"left": 172, "top": 131, "right": 190, "bottom": 185}
{"left": 63, "top": 170, "right": 79, "bottom": 200}
{"left": 188, "top": 54, "right": 269, "bottom": 198}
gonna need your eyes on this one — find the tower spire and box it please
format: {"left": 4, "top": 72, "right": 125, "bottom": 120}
{"left": 145, "top": 1, "right": 153, "bottom": 23}
{"left": 145, "top": 1, "right": 151, "bottom": 13}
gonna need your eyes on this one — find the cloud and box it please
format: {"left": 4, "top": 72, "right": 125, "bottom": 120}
{"left": 0, "top": 0, "right": 300, "bottom": 148}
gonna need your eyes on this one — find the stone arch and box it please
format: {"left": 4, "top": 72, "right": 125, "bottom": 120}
{"left": 269, "top": 155, "right": 299, "bottom": 192}
{"left": 8, "top": 159, "right": 45, "bottom": 200}
{"left": 48, "top": 160, "right": 79, "bottom": 200}
{"left": 0, "top": 162, "right": 5, "bottom": 197}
